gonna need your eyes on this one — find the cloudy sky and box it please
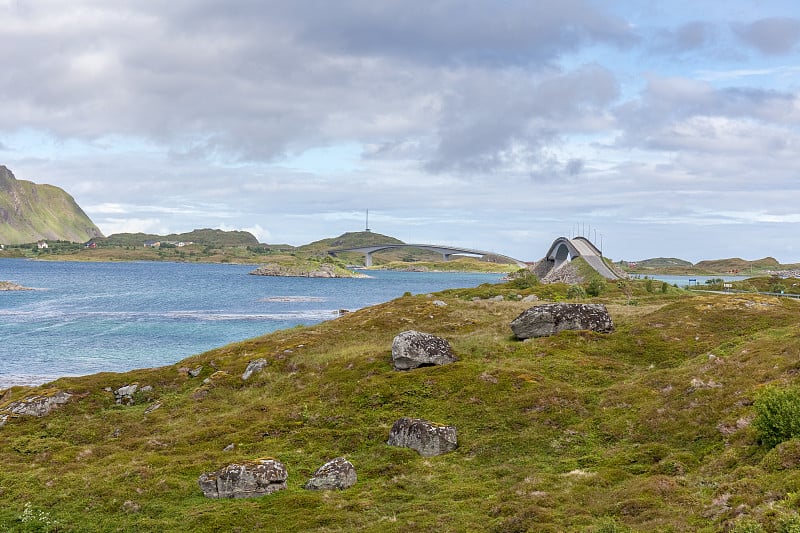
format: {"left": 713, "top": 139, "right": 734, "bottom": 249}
{"left": 2, "top": 0, "right": 799, "bottom": 263}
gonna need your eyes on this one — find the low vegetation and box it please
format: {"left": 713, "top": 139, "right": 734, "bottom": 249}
{"left": 2, "top": 277, "right": 800, "bottom": 531}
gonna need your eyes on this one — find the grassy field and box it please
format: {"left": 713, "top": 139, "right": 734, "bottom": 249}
{"left": 2, "top": 278, "right": 800, "bottom": 531}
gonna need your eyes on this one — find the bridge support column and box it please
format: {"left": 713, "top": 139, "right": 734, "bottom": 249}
{"left": 364, "top": 252, "right": 373, "bottom": 267}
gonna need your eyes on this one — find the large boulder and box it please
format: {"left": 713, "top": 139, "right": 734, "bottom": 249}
{"left": 391, "top": 330, "right": 457, "bottom": 371}
{"left": 198, "top": 458, "right": 288, "bottom": 498}
{"left": 303, "top": 457, "right": 357, "bottom": 490}
{"left": 387, "top": 417, "right": 458, "bottom": 457}
{"left": 510, "top": 303, "right": 614, "bottom": 339}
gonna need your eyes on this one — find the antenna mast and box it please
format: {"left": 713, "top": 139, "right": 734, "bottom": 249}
{"left": 365, "top": 209, "right": 371, "bottom": 232}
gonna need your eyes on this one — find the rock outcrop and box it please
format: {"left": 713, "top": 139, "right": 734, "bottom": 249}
{"left": 242, "top": 358, "right": 268, "bottom": 381}
{"left": 391, "top": 330, "right": 457, "bottom": 371}
{"left": 303, "top": 457, "right": 357, "bottom": 490}
{"left": 249, "top": 262, "right": 368, "bottom": 278}
{"left": 510, "top": 303, "right": 614, "bottom": 339}
{"left": 0, "top": 281, "right": 32, "bottom": 291}
{"left": 114, "top": 384, "right": 139, "bottom": 405}
{"left": 198, "top": 459, "right": 288, "bottom": 499}
{"left": 3, "top": 391, "right": 72, "bottom": 418}
{"left": 387, "top": 417, "right": 458, "bottom": 457}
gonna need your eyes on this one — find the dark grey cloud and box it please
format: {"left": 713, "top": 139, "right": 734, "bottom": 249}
{"left": 279, "top": 0, "right": 638, "bottom": 66}
{"left": 427, "top": 64, "right": 619, "bottom": 173}
{"left": 733, "top": 17, "right": 800, "bottom": 55}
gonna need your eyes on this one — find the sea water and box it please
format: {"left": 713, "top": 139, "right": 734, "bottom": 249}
{"left": 0, "top": 259, "right": 502, "bottom": 387}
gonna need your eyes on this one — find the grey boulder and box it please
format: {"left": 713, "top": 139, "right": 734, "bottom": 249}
{"left": 387, "top": 417, "right": 458, "bottom": 457}
{"left": 391, "top": 330, "right": 457, "bottom": 371}
{"left": 510, "top": 303, "right": 614, "bottom": 339}
{"left": 304, "top": 457, "right": 357, "bottom": 490}
{"left": 198, "top": 458, "right": 288, "bottom": 498}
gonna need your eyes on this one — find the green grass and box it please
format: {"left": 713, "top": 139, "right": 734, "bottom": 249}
{"left": 2, "top": 282, "right": 800, "bottom": 531}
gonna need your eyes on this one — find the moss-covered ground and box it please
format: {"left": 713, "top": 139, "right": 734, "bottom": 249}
{"left": 2, "top": 279, "right": 800, "bottom": 531}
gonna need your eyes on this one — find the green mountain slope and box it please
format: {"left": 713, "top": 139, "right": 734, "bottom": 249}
{"left": 0, "top": 165, "right": 103, "bottom": 244}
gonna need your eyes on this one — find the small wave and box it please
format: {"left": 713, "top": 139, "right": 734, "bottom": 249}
{"left": 164, "top": 310, "right": 339, "bottom": 321}
{"left": 259, "top": 296, "right": 328, "bottom": 303}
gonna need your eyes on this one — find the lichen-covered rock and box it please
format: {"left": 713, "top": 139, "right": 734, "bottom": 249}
{"left": 387, "top": 417, "right": 458, "bottom": 457}
{"left": 114, "top": 384, "right": 138, "bottom": 405}
{"left": 6, "top": 391, "right": 72, "bottom": 417}
{"left": 391, "top": 330, "right": 457, "bottom": 371}
{"left": 510, "top": 303, "right": 614, "bottom": 339}
{"left": 198, "top": 458, "right": 288, "bottom": 498}
{"left": 303, "top": 457, "right": 357, "bottom": 490}
{"left": 242, "top": 358, "right": 268, "bottom": 381}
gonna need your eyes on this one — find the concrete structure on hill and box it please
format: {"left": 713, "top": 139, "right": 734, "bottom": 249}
{"left": 536, "top": 236, "right": 625, "bottom": 280}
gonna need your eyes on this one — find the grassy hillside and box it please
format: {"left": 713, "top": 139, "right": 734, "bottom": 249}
{"left": 102, "top": 229, "right": 260, "bottom": 248}
{"left": 694, "top": 257, "right": 781, "bottom": 274}
{"left": 2, "top": 279, "right": 800, "bottom": 531}
{"left": 0, "top": 165, "right": 103, "bottom": 244}
{"left": 299, "top": 231, "right": 440, "bottom": 265}
{"left": 625, "top": 256, "right": 797, "bottom": 276}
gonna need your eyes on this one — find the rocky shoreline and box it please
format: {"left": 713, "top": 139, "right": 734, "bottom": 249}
{"left": 249, "top": 262, "right": 370, "bottom": 278}
{"left": 0, "top": 281, "right": 32, "bottom": 291}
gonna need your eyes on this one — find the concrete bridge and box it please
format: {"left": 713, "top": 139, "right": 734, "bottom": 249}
{"left": 540, "top": 236, "right": 624, "bottom": 280}
{"left": 331, "top": 243, "right": 528, "bottom": 268}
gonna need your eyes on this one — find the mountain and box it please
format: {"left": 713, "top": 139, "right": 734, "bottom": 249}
{"left": 0, "top": 165, "right": 103, "bottom": 244}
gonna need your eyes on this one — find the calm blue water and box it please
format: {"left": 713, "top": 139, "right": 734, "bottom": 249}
{"left": 0, "top": 260, "right": 502, "bottom": 388}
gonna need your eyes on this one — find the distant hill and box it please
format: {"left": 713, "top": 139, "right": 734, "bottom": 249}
{"left": 633, "top": 257, "right": 693, "bottom": 269}
{"left": 0, "top": 165, "right": 103, "bottom": 244}
{"left": 694, "top": 256, "right": 781, "bottom": 273}
{"left": 297, "top": 231, "right": 404, "bottom": 253}
{"left": 623, "top": 255, "right": 791, "bottom": 275}
{"left": 102, "top": 229, "right": 259, "bottom": 247}
{"left": 299, "top": 231, "right": 450, "bottom": 264}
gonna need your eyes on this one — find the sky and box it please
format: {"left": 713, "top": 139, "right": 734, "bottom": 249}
{"left": 1, "top": 0, "right": 800, "bottom": 263}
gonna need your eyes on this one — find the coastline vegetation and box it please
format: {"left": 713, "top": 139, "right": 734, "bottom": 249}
{"left": 2, "top": 276, "right": 800, "bottom": 531}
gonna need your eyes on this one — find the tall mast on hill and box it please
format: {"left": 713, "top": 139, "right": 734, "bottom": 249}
{"left": 365, "top": 210, "right": 371, "bottom": 232}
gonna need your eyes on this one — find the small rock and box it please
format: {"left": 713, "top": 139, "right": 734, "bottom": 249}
{"left": 143, "top": 401, "right": 162, "bottom": 415}
{"left": 471, "top": 297, "right": 481, "bottom": 301}
{"left": 304, "top": 457, "right": 357, "bottom": 490}
{"left": 114, "top": 384, "right": 138, "bottom": 405}
{"left": 223, "top": 443, "right": 235, "bottom": 452}
{"left": 189, "top": 366, "right": 203, "bottom": 378}
{"left": 521, "top": 294, "right": 539, "bottom": 303}
{"left": 198, "top": 458, "right": 288, "bottom": 498}
{"left": 122, "top": 500, "right": 141, "bottom": 513}
{"left": 242, "top": 358, "right": 268, "bottom": 381}
{"left": 391, "top": 330, "right": 457, "bottom": 371}
{"left": 387, "top": 417, "right": 458, "bottom": 457}
{"left": 432, "top": 300, "right": 447, "bottom": 307}
{"left": 139, "top": 385, "right": 153, "bottom": 393}
{"left": 489, "top": 295, "right": 504, "bottom": 302}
